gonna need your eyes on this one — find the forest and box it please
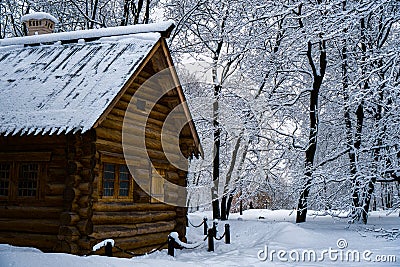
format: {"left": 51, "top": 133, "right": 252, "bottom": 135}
{"left": 1, "top": 0, "right": 399, "bottom": 224}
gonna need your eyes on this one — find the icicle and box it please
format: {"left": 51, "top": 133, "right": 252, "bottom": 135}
{"left": 27, "top": 128, "right": 36, "bottom": 135}
{"left": 34, "top": 128, "right": 43, "bottom": 135}
{"left": 57, "top": 126, "right": 67, "bottom": 135}
{"left": 49, "top": 127, "right": 58, "bottom": 135}
{"left": 42, "top": 127, "right": 52, "bottom": 135}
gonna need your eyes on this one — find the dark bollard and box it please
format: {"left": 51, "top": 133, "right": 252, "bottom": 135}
{"left": 203, "top": 217, "right": 208, "bottom": 235}
{"left": 105, "top": 241, "right": 113, "bottom": 257}
{"left": 168, "top": 235, "right": 175, "bottom": 257}
{"left": 212, "top": 221, "right": 217, "bottom": 238}
{"left": 225, "top": 224, "right": 230, "bottom": 244}
{"left": 207, "top": 229, "right": 214, "bottom": 252}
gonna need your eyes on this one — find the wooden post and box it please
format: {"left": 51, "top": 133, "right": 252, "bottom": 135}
{"left": 105, "top": 242, "right": 113, "bottom": 257}
{"left": 203, "top": 217, "right": 208, "bottom": 235}
{"left": 225, "top": 224, "right": 230, "bottom": 244}
{"left": 240, "top": 200, "right": 243, "bottom": 215}
{"left": 168, "top": 235, "right": 175, "bottom": 257}
{"left": 212, "top": 221, "right": 217, "bottom": 238}
{"left": 207, "top": 229, "right": 214, "bottom": 252}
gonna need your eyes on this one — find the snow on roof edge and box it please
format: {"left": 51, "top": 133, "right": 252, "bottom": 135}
{"left": 0, "top": 20, "right": 175, "bottom": 47}
{"left": 21, "top": 12, "right": 59, "bottom": 24}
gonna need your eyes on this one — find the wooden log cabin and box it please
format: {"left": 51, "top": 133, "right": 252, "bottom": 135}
{"left": 0, "top": 19, "right": 202, "bottom": 256}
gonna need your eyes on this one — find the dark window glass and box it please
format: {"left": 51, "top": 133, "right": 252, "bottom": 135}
{"left": 103, "top": 164, "right": 115, "bottom": 196}
{"left": 0, "top": 164, "right": 10, "bottom": 196}
{"left": 119, "top": 165, "right": 130, "bottom": 196}
{"left": 18, "top": 163, "right": 38, "bottom": 197}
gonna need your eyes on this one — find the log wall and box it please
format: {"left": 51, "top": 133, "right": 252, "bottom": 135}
{"left": 90, "top": 47, "right": 193, "bottom": 256}
{"left": 55, "top": 131, "right": 96, "bottom": 255}
{"left": 0, "top": 135, "right": 67, "bottom": 252}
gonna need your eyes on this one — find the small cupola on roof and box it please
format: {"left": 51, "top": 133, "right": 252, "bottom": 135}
{"left": 21, "top": 12, "right": 58, "bottom": 36}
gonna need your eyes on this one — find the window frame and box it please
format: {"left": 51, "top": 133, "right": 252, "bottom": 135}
{"left": 100, "top": 162, "right": 133, "bottom": 200}
{"left": 0, "top": 152, "right": 50, "bottom": 202}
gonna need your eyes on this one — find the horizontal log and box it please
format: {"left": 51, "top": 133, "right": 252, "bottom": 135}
{"left": 90, "top": 224, "right": 138, "bottom": 239}
{"left": 0, "top": 206, "right": 62, "bottom": 219}
{"left": 116, "top": 98, "right": 172, "bottom": 116}
{"left": 92, "top": 210, "right": 176, "bottom": 225}
{"left": 77, "top": 219, "right": 93, "bottom": 235}
{"left": 78, "top": 195, "right": 91, "bottom": 207}
{"left": 96, "top": 139, "right": 174, "bottom": 162}
{"left": 0, "top": 231, "right": 58, "bottom": 251}
{"left": 59, "top": 226, "right": 80, "bottom": 237}
{"left": 78, "top": 207, "right": 93, "bottom": 219}
{"left": 54, "top": 240, "right": 80, "bottom": 254}
{"left": 107, "top": 109, "right": 165, "bottom": 130}
{"left": 63, "top": 201, "right": 80, "bottom": 213}
{"left": 63, "top": 187, "right": 80, "bottom": 202}
{"left": 89, "top": 220, "right": 176, "bottom": 240}
{"left": 46, "top": 183, "right": 65, "bottom": 196}
{"left": 0, "top": 218, "right": 60, "bottom": 234}
{"left": 91, "top": 233, "right": 170, "bottom": 257}
{"left": 57, "top": 233, "right": 80, "bottom": 242}
{"left": 77, "top": 238, "right": 97, "bottom": 251}
{"left": 43, "top": 195, "right": 65, "bottom": 207}
{"left": 92, "top": 202, "right": 175, "bottom": 212}
{"left": 136, "top": 221, "right": 176, "bottom": 235}
{"left": 65, "top": 174, "right": 82, "bottom": 187}
{"left": 60, "top": 212, "right": 80, "bottom": 226}
{"left": 80, "top": 169, "right": 95, "bottom": 183}
{"left": 78, "top": 183, "right": 92, "bottom": 195}
{"left": 67, "top": 161, "right": 83, "bottom": 175}
{"left": 110, "top": 231, "right": 170, "bottom": 251}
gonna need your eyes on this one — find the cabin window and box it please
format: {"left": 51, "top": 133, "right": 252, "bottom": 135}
{"left": 102, "top": 163, "right": 132, "bottom": 199}
{"left": 0, "top": 163, "right": 10, "bottom": 197}
{"left": 0, "top": 162, "right": 46, "bottom": 200}
{"left": 119, "top": 165, "right": 130, "bottom": 196}
{"left": 0, "top": 152, "right": 50, "bottom": 201}
{"left": 18, "top": 163, "right": 39, "bottom": 197}
{"left": 103, "top": 163, "right": 115, "bottom": 196}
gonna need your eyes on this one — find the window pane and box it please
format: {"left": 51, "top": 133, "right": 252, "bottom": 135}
{"left": 119, "top": 165, "right": 130, "bottom": 196}
{"left": 18, "top": 163, "right": 38, "bottom": 197}
{"left": 0, "top": 163, "right": 10, "bottom": 196}
{"left": 103, "top": 164, "right": 115, "bottom": 196}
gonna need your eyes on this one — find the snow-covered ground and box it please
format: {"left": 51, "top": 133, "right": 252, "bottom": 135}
{"left": 0, "top": 209, "right": 398, "bottom": 266}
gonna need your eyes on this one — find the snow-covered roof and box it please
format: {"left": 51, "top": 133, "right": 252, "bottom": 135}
{"left": 0, "top": 20, "right": 174, "bottom": 47}
{"left": 0, "top": 25, "right": 170, "bottom": 136}
{"left": 21, "top": 12, "right": 59, "bottom": 24}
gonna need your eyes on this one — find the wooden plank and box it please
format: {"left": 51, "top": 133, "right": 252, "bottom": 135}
{"left": 0, "top": 232, "right": 58, "bottom": 251}
{"left": 90, "top": 221, "right": 175, "bottom": 240}
{"left": 92, "top": 202, "right": 175, "bottom": 212}
{"left": 92, "top": 210, "right": 176, "bottom": 225}
{"left": 0, "top": 206, "right": 63, "bottom": 219}
{"left": 0, "top": 218, "right": 60, "bottom": 234}
{"left": 0, "top": 151, "right": 51, "bottom": 161}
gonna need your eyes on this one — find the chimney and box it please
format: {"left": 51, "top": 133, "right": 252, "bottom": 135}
{"left": 21, "top": 12, "right": 58, "bottom": 36}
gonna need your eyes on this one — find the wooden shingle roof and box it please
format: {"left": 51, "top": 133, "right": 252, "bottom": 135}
{"left": 0, "top": 23, "right": 173, "bottom": 136}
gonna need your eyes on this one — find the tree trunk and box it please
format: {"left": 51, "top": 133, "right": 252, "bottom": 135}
{"left": 226, "top": 193, "right": 234, "bottom": 219}
{"left": 296, "top": 40, "right": 326, "bottom": 223}
{"left": 212, "top": 81, "right": 221, "bottom": 219}
{"left": 220, "top": 195, "right": 227, "bottom": 220}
